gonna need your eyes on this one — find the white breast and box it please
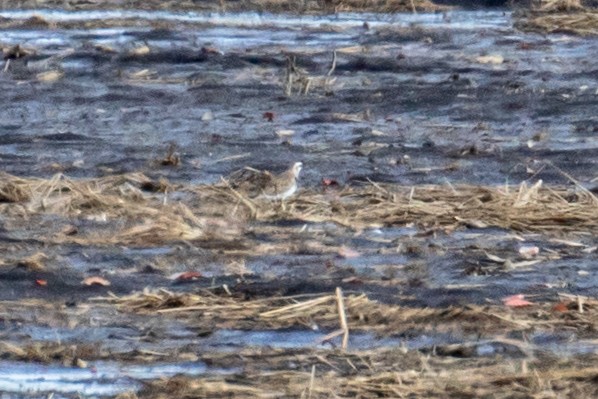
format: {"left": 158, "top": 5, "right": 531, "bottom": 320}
{"left": 257, "top": 182, "right": 297, "bottom": 200}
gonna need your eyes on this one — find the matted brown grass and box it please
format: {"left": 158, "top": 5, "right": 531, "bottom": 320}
{"left": 138, "top": 353, "right": 598, "bottom": 398}
{"left": 97, "top": 288, "right": 598, "bottom": 337}
{"left": 110, "top": 287, "right": 596, "bottom": 398}
{"left": 515, "top": 0, "right": 598, "bottom": 35}
{"left": 8, "top": 0, "right": 443, "bottom": 13}
{"left": 202, "top": 179, "right": 598, "bottom": 233}
{"left": 95, "top": 288, "right": 598, "bottom": 397}
{"left": 1, "top": 172, "right": 597, "bottom": 248}
{"left": 0, "top": 172, "right": 241, "bottom": 246}
{"left": 237, "top": 0, "right": 442, "bottom": 13}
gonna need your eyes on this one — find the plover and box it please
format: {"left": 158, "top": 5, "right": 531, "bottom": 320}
{"left": 228, "top": 162, "right": 303, "bottom": 200}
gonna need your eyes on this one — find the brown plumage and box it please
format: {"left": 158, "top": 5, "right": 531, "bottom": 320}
{"left": 226, "top": 162, "right": 303, "bottom": 200}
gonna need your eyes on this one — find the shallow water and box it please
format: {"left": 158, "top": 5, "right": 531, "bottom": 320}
{"left": 0, "top": 6, "right": 597, "bottom": 396}
{"left": 1, "top": 8, "right": 596, "bottom": 185}
{"left": 0, "top": 360, "right": 208, "bottom": 396}
{"left": 1, "top": 323, "right": 596, "bottom": 396}
{"left": 0, "top": 9, "right": 511, "bottom": 29}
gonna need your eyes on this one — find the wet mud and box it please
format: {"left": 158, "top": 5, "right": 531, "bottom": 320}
{"left": 0, "top": 7, "right": 597, "bottom": 398}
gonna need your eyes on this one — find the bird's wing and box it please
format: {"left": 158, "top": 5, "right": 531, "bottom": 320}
{"left": 225, "top": 167, "right": 274, "bottom": 197}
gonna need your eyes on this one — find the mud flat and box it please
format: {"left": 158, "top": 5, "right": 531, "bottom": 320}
{"left": 4, "top": 0, "right": 443, "bottom": 13}
{"left": 0, "top": 4, "right": 597, "bottom": 398}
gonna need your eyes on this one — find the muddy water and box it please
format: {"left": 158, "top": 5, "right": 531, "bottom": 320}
{"left": 0, "top": 361, "right": 207, "bottom": 396}
{"left": 1, "top": 9, "right": 597, "bottom": 185}
{"left": 1, "top": 8, "right": 597, "bottom": 396}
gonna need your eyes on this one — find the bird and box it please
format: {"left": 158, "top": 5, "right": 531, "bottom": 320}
{"left": 226, "top": 162, "right": 303, "bottom": 200}
{"left": 3, "top": 44, "right": 31, "bottom": 72}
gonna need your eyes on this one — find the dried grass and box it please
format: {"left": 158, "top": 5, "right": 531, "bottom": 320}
{"left": 0, "top": 341, "right": 100, "bottom": 364}
{"left": 0, "top": 172, "right": 150, "bottom": 214}
{"left": 0, "top": 172, "right": 596, "bottom": 248}
{"left": 99, "top": 289, "right": 376, "bottom": 330}
{"left": 516, "top": 0, "right": 598, "bottom": 35}
{"left": 0, "top": 172, "right": 241, "bottom": 246}
{"left": 140, "top": 357, "right": 598, "bottom": 398}
{"left": 0, "top": 169, "right": 594, "bottom": 398}
{"left": 200, "top": 179, "right": 598, "bottom": 233}
{"left": 231, "top": 0, "right": 445, "bottom": 15}
{"left": 0, "top": 176, "right": 31, "bottom": 203}
{"left": 1, "top": 287, "right": 595, "bottom": 398}
{"left": 3, "top": 0, "right": 443, "bottom": 13}
{"left": 98, "top": 289, "right": 598, "bottom": 337}
{"left": 536, "top": 0, "right": 585, "bottom": 12}
{"left": 321, "top": 0, "right": 441, "bottom": 13}
{"left": 15, "top": 252, "right": 48, "bottom": 271}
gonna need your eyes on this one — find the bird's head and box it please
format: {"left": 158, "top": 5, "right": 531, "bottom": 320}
{"left": 292, "top": 162, "right": 303, "bottom": 179}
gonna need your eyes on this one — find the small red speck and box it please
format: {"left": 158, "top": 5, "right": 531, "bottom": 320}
{"left": 263, "top": 112, "right": 275, "bottom": 122}
{"left": 177, "top": 271, "right": 202, "bottom": 281}
{"left": 322, "top": 178, "right": 339, "bottom": 187}
{"left": 552, "top": 302, "right": 569, "bottom": 313}
{"left": 35, "top": 279, "right": 47, "bottom": 286}
{"left": 502, "top": 294, "right": 533, "bottom": 308}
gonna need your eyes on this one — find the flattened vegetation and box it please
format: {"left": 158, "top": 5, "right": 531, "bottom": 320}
{"left": 2, "top": 172, "right": 597, "bottom": 250}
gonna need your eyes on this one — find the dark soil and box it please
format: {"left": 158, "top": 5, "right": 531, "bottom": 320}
{"left": 0, "top": 7, "right": 597, "bottom": 398}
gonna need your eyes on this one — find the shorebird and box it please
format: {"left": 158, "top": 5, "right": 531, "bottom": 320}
{"left": 3, "top": 44, "right": 30, "bottom": 72}
{"left": 228, "top": 162, "right": 303, "bottom": 200}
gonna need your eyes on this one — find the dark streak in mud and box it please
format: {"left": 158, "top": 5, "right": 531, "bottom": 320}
{"left": 0, "top": 8, "right": 597, "bottom": 397}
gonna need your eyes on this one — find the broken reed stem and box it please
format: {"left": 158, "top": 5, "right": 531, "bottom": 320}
{"left": 324, "top": 50, "right": 337, "bottom": 91}
{"left": 3, "top": 171, "right": 598, "bottom": 248}
{"left": 326, "top": 50, "right": 337, "bottom": 77}
{"left": 284, "top": 55, "right": 294, "bottom": 96}
{"left": 307, "top": 365, "right": 316, "bottom": 399}
{"left": 544, "top": 160, "right": 598, "bottom": 205}
{"left": 366, "top": 177, "right": 393, "bottom": 200}
{"left": 336, "top": 287, "right": 349, "bottom": 351}
{"left": 260, "top": 295, "right": 333, "bottom": 318}
{"left": 219, "top": 176, "right": 258, "bottom": 217}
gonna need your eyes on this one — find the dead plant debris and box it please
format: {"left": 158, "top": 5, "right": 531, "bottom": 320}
{"left": 200, "top": 178, "right": 598, "bottom": 233}
{"left": 5, "top": 0, "right": 443, "bottom": 14}
{"left": 139, "top": 355, "right": 598, "bottom": 399}
{"left": 97, "top": 289, "right": 598, "bottom": 337}
{"left": 515, "top": 0, "right": 598, "bottom": 35}
{"left": 0, "top": 172, "right": 596, "bottom": 249}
